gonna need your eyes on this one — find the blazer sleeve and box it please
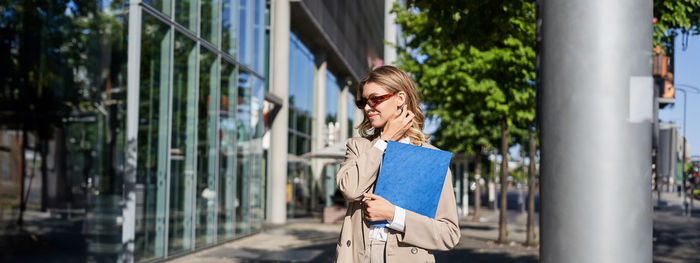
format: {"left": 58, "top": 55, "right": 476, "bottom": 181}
{"left": 396, "top": 168, "right": 461, "bottom": 251}
{"left": 336, "top": 138, "right": 385, "bottom": 201}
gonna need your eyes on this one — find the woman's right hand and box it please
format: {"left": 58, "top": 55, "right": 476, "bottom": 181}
{"left": 380, "top": 104, "right": 414, "bottom": 141}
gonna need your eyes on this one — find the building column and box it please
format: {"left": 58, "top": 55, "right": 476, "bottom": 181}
{"left": 338, "top": 85, "right": 349, "bottom": 142}
{"left": 352, "top": 107, "right": 363, "bottom": 138}
{"left": 122, "top": 1, "right": 142, "bottom": 261}
{"left": 268, "top": 0, "right": 290, "bottom": 225}
{"left": 311, "top": 55, "right": 327, "bottom": 212}
{"left": 384, "top": 0, "right": 397, "bottom": 64}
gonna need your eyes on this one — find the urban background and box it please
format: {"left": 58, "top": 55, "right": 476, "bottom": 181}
{"left": 0, "top": 0, "right": 699, "bottom": 262}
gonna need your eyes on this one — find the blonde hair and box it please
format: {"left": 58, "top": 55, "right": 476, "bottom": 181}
{"left": 355, "top": 65, "right": 430, "bottom": 145}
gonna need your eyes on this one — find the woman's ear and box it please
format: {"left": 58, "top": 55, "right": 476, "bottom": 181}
{"left": 397, "top": 91, "right": 407, "bottom": 107}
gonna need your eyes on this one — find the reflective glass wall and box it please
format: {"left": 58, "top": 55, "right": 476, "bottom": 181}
{"left": 287, "top": 33, "right": 314, "bottom": 217}
{"left": 0, "top": 0, "right": 265, "bottom": 261}
{"left": 0, "top": 1, "right": 128, "bottom": 262}
{"left": 135, "top": 0, "right": 265, "bottom": 261}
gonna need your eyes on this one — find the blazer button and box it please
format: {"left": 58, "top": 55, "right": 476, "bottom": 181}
{"left": 411, "top": 247, "right": 418, "bottom": 254}
{"left": 346, "top": 240, "right": 351, "bottom": 247}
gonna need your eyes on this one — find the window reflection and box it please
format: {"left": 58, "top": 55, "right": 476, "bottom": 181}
{"left": 249, "top": 77, "right": 265, "bottom": 232}
{"left": 144, "top": 0, "right": 172, "bottom": 16}
{"left": 135, "top": 13, "right": 171, "bottom": 262}
{"left": 0, "top": 1, "right": 129, "bottom": 261}
{"left": 222, "top": 0, "right": 239, "bottom": 58}
{"left": 287, "top": 32, "right": 314, "bottom": 217}
{"left": 175, "top": 0, "right": 198, "bottom": 33}
{"left": 201, "top": 0, "right": 221, "bottom": 46}
{"left": 326, "top": 71, "right": 340, "bottom": 146}
{"left": 168, "top": 32, "right": 198, "bottom": 254}
{"left": 0, "top": 0, "right": 268, "bottom": 260}
{"left": 237, "top": 0, "right": 266, "bottom": 74}
{"left": 218, "top": 61, "right": 237, "bottom": 241}
{"left": 195, "top": 47, "right": 218, "bottom": 248}
{"left": 235, "top": 72, "right": 252, "bottom": 235}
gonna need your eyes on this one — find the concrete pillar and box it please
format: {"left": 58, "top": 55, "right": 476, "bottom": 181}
{"left": 268, "top": 0, "right": 290, "bottom": 224}
{"left": 122, "top": 0, "right": 142, "bottom": 261}
{"left": 352, "top": 107, "right": 363, "bottom": 138}
{"left": 540, "top": 0, "right": 653, "bottom": 262}
{"left": 338, "top": 85, "right": 349, "bottom": 141}
{"left": 384, "top": 0, "right": 397, "bottom": 64}
{"left": 311, "top": 55, "right": 327, "bottom": 212}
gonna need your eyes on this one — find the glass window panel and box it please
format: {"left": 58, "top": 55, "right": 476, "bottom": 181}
{"left": 218, "top": 61, "right": 237, "bottom": 241}
{"left": 201, "top": 0, "right": 221, "bottom": 46}
{"left": 237, "top": 0, "right": 266, "bottom": 74}
{"left": 168, "top": 32, "right": 198, "bottom": 254}
{"left": 175, "top": 0, "right": 198, "bottom": 33}
{"left": 296, "top": 136, "right": 304, "bottom": 155}
{"left": 235, "top": 71, "right": 252, "bottom": 235}
{"left": 237, "top": 0, "right": 252, "bottom": 68}
{"left": 325, "top": 72, "right": 339, "bottom": 145}
{"left": 348, "top": 93, "right": 355, "bottom": 137}
{"left": 248, "top": 77, "right": 264, "bottom": 232}
{"left": 296, "top": 114, "right": 307, "bottom": 134}
{"left": 222, "top": 0, "right": 239, "bottom": 57}
{"left": 135, "top": 14, "right": 171, "bottom": 261}
{"left": 288, "top": 132, "right": 294, "bottom": 154}
{"left": 252, "top": 0, "right": 265, "bottom": 74}
{"left": 195, "top": 48, "right": 218, "bottom": 248}
{"left": 251, "top": 77, "right": 265, "bottom": 140}
{"left": 144, "top": 0, "right": 171, "bottom": 17}
{"left": 288, "top": 33, "right": 314, "bottom": 114}
{"left": 0, "top": 2, "right": 128, "bottom": 261}
{"left": 288, "top": 108, "right": 295, "bottom": 130}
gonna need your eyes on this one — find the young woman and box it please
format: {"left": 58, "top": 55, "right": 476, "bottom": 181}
{"left": 335, "top": 65, "right": 460, "bottom": 262}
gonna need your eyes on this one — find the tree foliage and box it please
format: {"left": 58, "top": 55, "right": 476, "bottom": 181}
{"left": 392, "top": 0, "right": 536, "bottom": 154}
{"left": 653, "top": 0, "right": 700, "bottom": 47}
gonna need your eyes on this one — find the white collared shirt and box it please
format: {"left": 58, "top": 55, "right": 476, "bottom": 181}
{"left": 368, "top": 137, "right": 409, "bottom": 241}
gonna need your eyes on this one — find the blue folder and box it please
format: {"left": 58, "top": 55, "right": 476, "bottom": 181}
{"left": 370, "top": 141, "right": 453, "bottom": 227}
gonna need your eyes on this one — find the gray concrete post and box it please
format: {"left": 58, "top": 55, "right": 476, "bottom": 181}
{"left": 353, "top": 106, "right": 363, "bottom": 138}
{"left": 338, "top": 86, "right": 349, "bottom": 142}
{"left": 268, "top": 0, "right": 290, "bottom": 225}
{"left": 311, "top": 56, "right": 327, "bottom": 211}
{"left": 384, "top": 0, "right": 397, "bottom": 65}
{"left": 540, "top": 0, "right": 653, "bottom": 262}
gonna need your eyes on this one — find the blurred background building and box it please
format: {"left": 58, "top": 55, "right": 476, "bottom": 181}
{"left": 0, "top": 0, "right": 402, "bottom": 262}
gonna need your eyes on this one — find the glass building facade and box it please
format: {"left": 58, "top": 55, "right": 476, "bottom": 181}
{"left": 0, "top": 0, "right": 266, "bottom": 261}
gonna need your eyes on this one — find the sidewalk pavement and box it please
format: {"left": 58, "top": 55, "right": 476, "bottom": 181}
{"left": 653, "top": 191, "right": 700, "bottom": 263}
{"left": 169, "top": 208, "right": 539, "bottom": 263}
{"left": 169, "top": 192, "right": 700, "bottom": 263}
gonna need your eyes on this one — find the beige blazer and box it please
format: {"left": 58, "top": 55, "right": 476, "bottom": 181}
{"left": 334, "top": 137, "right": 461, "bottom": 263}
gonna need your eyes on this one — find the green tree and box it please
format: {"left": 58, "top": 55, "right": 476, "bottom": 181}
{"left": 653, "top": 0, "right": 700, "bottom": 47}
{"left": 393, "top": 0, "right": 536, "bottom": 244}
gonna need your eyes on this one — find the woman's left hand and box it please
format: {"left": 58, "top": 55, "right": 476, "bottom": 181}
{"left": 362, "top": 193, "right": 395, "bottom": 222}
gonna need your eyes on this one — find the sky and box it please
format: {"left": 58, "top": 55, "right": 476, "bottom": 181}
{"left": 659, "top": 34, "right": 700, "bottom": 157}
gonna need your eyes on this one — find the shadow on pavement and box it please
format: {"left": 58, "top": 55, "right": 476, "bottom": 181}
{"left": 435, "top": 248, "right": 538, "bottom": 263}
{"left": 652, "top": 206, "right": 700, "bottom": 263}
{"left": 212, "top": 243, "right": 539, "bottom": 263}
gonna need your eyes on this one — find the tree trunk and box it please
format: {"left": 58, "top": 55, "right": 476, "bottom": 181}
{"left": 526, "top": 130, "right": 537, "bottom": 246}
{"left": 17, "top": 127, "right": 27, "bottom": 228}
{"left": 497, "top": 120, "right": 509, "bottom": 244}
{"left": 40, "top": 137, "right": 48, "bottom": 212}
{"left": 472, "top": 145, "right": 482, "bottom": 221}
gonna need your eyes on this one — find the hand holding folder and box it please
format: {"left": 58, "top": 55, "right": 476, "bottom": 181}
{"left": 369, "top": 141, "right": 453, "bottom": 227}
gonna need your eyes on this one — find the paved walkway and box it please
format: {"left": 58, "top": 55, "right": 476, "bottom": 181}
{"left": 169, "top": 192, "right": 699, "bottom": 263}
{"left": 169, "top": 209, "right": 539, "bottom": 263}
{"left": 653, "top": 191, "right": 700, "bottom": 263}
